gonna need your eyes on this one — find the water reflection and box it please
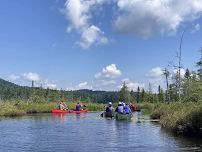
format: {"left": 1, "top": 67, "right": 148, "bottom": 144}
{"left": 160, "top": 127, "right": 202, "bottom": 151}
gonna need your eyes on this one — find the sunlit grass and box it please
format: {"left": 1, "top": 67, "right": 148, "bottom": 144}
{"left": 0, "top": 100, "right": 105, "bottom": 117}
{"left": 150, "top": 102, "right": 202, "bottom": 135}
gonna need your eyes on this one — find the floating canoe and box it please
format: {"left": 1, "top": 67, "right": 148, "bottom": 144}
{"left": 51, "top": 109, "right": 69, "bottom": 113}
{"left": 101, "top": 111, "right": 115, "bottom": 118}
{"left": 69, "top": 109, "right": 88, "bottom": 113}
{"left": 51, "top": 109, "right": 88, "bottom": 113}
{"left": 115, "top": 113, "right": 133, "bottom": 121}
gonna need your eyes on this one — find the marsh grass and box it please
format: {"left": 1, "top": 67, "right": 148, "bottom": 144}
{"left": 0, "top": 101, "right": 105, "bottom": 117}
{"left": 151, "top": 102, "right": 202, "bottom": 135}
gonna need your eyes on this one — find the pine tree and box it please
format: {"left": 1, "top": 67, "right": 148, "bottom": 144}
{"left": 137, "top": 86, "right": 140, "bottom": 103}
{"left": 158, "top": 85, "right": 164, "bottom": 102}
{"left": 119, "top": 82, "right": 131, "bottom": 103}
{"left": 196, "top": 48, "right": 202, "bottom": 80}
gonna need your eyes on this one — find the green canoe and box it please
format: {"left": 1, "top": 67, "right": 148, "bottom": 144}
{"left": 115, "top": 113, "right": 133, "bottom": 121}
{"left": 101, "top": 111, "right": 115, "bottom": 118}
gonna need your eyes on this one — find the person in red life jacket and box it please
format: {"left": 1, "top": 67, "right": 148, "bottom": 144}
{"left": 75, "top": 102, "right": 82, "bottom": 111}
{"left": 130, "top": 103, "right": 137, "bottom": 112}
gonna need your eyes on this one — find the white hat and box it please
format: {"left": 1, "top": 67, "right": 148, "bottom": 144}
{"left": 109, "top": 102, "right": 112, "bottom": 105}
{"left": 119, "top": 102, "right": 122, "bottom": 104}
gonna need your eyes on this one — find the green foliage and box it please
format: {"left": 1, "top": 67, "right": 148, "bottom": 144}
{"left": 0, "top": 101, "right": 104, "bottom": 117}
{"left": 150, "top": 102, "right": 202, "bottom": 135}
{"left": 119, "top": 82, "right": 131, "bottom": 103}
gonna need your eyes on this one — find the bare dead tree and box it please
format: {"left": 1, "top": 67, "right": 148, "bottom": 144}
{"left": 178, "top": 30, "right": 185, "bottom": 101}
{"left": 163, "top": 67, "right": 170, "bottom": 102}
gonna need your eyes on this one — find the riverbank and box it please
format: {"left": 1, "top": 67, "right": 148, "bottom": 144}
{"left": 150, "top": 102, "right": 202, "bottom": 136}
{"left": 0, "top": 101, "right": 104, "bottom": 117}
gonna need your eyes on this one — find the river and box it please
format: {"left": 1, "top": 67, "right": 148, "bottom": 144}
{"left": 0, "top": 112, "right": 201, "bottom": 152}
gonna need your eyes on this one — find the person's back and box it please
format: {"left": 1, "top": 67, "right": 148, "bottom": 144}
{"left": 106, "top": 102, "right": 113, "bottom": 112}
{"left": 76, "top": 103, "right": 81, "bottom": 111}
{"left": 59, "top": 102, "right": 63, "bottom": 110}
{"left": 116, "top": 104, "right": 124, "bottom": 113}
{"left": 59, "top": 102, "right": 66, "bottom": 110}
{"left": 124, "top": 104, "right": 132, "bottom": 114}
{"left": 130, "top": 104, "right": 136, "bottom": 112}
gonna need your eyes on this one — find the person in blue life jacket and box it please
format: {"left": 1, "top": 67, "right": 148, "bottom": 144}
{"left": 75, "top": 102, "right": 82, "bottom": 111}
{"left": 115, "top": 102, "right": 124, "bottom": 113}
{"left": 123, "top": 103, "right": 132, "bottom": 114}
{"left": 105, "top": 102, "right": 114, "bottom": 112}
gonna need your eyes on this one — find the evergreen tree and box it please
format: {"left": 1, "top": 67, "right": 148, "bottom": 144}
{"left": 140, "top": 88, "right": 145, "bottom": 102}
{"left": 196, "top": 48, "right": 202, "bottom": 80}
{"left": 158, "top": 85, "right": 164, "bottom": 102}
{"left": 119, "top": 82, "right": 131, "bottom": 103}
{"left": 137, "top": 86, "right": 140, "bottom": 103}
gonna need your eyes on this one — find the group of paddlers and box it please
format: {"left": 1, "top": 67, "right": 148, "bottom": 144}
{"left": 105, "top": 102, "right": 136, "bottom": 114}
{"left": 59, "top": 102, "right": 86, "bottom": 111}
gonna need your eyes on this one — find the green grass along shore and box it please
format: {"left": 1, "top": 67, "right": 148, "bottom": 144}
{"left": 0, "top": 101, "right": 104, "bottom": 117}
{"left": 150, "top": 102, "right": 202, "bottom": 136}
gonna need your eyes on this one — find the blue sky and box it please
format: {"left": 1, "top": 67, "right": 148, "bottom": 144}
{"left": 0, "top": 0, "right": 202, "bottom": 91}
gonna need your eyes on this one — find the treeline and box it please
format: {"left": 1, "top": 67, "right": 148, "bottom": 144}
{"left": 118, "top": 48, "right": 202, "bottom": 104}
{"left": 0, "top": 79, "right": 121, "bottom": 103}
{"left": 0, "top": 78, "right": 169, "bottom": 103}
{"left": 0, "top": 48, "right": 202, "bottom": 104}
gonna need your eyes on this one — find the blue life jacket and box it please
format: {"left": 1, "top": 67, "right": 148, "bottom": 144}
{"left": 123, "top": 105, "right": 132, "bottom": 114}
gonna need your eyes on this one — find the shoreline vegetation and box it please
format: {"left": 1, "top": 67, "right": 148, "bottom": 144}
{"left": 139, "top": 102, "right": 202, "bottom": 136}
{"left": 0, "top": 101, "right": 104, "bottom": 117}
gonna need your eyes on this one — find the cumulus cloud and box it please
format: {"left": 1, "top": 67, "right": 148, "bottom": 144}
{"left": 42, "top": 79, "right": 57, "bottom": 89}
{"left": 114, "top": 0, "right": 202, "bottom": 38}
{"left": 191, "top": 23, "right": 200, "bottom": 33}
{"left": 147, "top": 67, "right": 164, "bottom": 78}
{"left": 64, "top": 0, "right": 108, "bottom": 48}
{"left": 173, "top": 68, "right": 186, "bottom": 77}
{"left": 100, "top": 79, "right": 116, "bottom": 86}
{"left": 8, "top": 74, "right": 20, "bottom": 81}
{"left": 67, "top": 81, "right": 93, "bottom": 90}
{"left": 79, "top": 25, "right": 108, "bottom": 48}
{"left": 22, "top": 72, "right": 40, "bottom": 81}
{"left": 120, "top": 78, "right": 144, "bottom": 91}
{"left": 95, "top": 64, "right": 122, "bottom": 79}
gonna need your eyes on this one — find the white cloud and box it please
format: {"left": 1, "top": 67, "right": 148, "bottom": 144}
{"left": 64, "top": 0, "right": 108, "bottom": 48}
{"left": 173, "top": 68, "right": 186, "bottom": 77}
{"left": 42, "top": 79, "right": 58, "bottom": 89}
{"left": 44, "top": 83, "right": 57, "bottom": 89}
{"left": 120, "top": 79, "right": 144, "bottom": 91}
{"left": 114, "top": 0, "right": 202, "bottom": 38}
{"left": 8, "top": 74, "right": 20, "bottom": 81}
{"left": 100, "top": 80, "right": 116, "bottom": 86}
{"left": 95, "top": 64, "right": 122, "bottom": 79}
{"left": 147, "top": 67, "right": 164, "bottom": 78}
{"left": 79, "top": 25, "right": 108, "bottom": 48}
{"left": 191, "top": 23, "right": 200, "bottom": 33}
{"left": 22, "top": 72, "right": 40, "bottom": 82}
{"left": 67, "top": 81, "right": 93, "bottom": 90}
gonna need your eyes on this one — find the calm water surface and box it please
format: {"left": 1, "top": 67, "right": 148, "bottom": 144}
{"left": 0, "top": 112, "right": 202, "bottom": 152}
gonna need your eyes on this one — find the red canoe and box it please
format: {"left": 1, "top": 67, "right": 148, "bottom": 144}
{"left": 69, "top": 109, "right": 88, "bottom": 113}
{"left": 51, "top": 109, "right": 88, "bottom": 113}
